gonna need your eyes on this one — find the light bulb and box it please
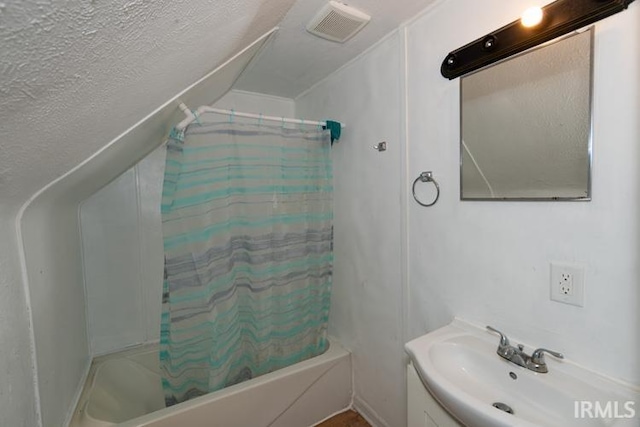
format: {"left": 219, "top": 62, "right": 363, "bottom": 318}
{"left": 521, "top": 6, "right": 544, "bottom": 28}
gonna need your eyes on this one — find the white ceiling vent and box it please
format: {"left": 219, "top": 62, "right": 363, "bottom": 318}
{"left": 306, "top": 1, "right": 371, "bottom": 43}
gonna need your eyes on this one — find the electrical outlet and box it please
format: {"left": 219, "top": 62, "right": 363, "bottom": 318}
{"left": 550, "top": 262, "right": 584, "bottom": 307}
{"left": 559, "top": 272, "right": 573, "bottom": 295}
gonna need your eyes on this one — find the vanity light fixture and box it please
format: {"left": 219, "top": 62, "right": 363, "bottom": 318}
{"left": 441, "top": 0, "right": 636, "bottom": 79}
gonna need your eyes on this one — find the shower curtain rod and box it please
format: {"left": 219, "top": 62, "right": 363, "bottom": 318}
{"left": 175, "top": 102, "right": 345, "bottom": 131}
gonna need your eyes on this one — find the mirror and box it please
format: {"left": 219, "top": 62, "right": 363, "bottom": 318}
{"left": 460, "top": 29, "right": 593, "bottom": 200}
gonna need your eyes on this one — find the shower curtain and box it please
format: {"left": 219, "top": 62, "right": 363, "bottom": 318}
{"left": 160, "top": 121, "right": 333, "bottom": 405}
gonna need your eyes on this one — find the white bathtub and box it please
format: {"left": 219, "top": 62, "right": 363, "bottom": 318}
{"left": 70, "top": 338, "right": 352, "bottom": 427}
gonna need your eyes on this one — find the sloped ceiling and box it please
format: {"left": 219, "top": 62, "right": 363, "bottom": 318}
{"left": 0, "top": 0, "right": 439, "bottom": 208}
{"left": 0, "top": 0, "right": 296, "bottom": 208}
{"left": 236, "top": 0, "right": 440, "bottom": 98}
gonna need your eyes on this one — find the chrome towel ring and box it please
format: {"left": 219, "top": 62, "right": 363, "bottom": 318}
{"left": 412, "top": 171, "right": 440, "bottom": 207}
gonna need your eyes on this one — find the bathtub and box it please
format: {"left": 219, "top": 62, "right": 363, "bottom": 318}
{"left": 70, "top": 338, "right": 351, "bottom": 427}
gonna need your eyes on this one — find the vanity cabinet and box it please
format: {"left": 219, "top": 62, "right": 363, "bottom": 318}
{"left": 407, "top": 363, "right": 463, "bottom": 427}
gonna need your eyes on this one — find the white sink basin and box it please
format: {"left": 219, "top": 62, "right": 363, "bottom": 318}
{"left": 405, "top": 319, "right": 639, "bottom": 427}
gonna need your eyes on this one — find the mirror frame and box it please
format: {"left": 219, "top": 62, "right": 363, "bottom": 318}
{"left": 459, "top": 29, "right": 594, "bottom": 202}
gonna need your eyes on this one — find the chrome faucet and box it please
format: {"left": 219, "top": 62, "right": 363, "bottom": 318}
{"left": 486, "top": 326, "right": 564, "bottom": 373}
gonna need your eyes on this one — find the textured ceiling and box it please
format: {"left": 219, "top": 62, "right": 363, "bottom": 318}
{"left": 0, "top": 0, "right": 439, "bottom": 208}
{"left": 0, "top": 0, "right": 296, "bottom": 207}
{"left": 236, "top": 0, "right": 440, "bottom": 98}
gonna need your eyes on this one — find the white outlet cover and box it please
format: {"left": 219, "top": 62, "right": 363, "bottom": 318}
{"left": 550, "top": 262, "right": 585, "bottom": 307}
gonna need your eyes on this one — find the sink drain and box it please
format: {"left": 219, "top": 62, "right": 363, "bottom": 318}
{"left": 492, "top": 402, "right": 514, "bottom": 414}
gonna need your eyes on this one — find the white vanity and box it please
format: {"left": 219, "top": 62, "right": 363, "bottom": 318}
{"left": 407, "top": 360, "right": 462, "bottom": 427}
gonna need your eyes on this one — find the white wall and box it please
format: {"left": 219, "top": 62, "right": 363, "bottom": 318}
{"left": 210, "top": 90, "right": 296, "bottom": 118}
{"left": 297, "top": 1, "right": 639, "bottom": 425}
{"left": 296, "top": 33, "right": 406, "bottom": 427}
{"left": 80, "top": 151, "right": 165, "bottom": 355}
{"left": 20, "top": 195, "right": 91, "bottom": 427}
{"left": 80, "top": 90, "right": 296, "bottom": 355}
{"left": 406, "top": 0, "right": 639, "bottom": 385}
{"left": 0, "top": 210, "right": 39, "bottom": 427}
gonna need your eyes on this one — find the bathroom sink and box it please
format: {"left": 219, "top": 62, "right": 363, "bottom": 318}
{"left": 405, "top": 319, "right": 639, "bottom": 427}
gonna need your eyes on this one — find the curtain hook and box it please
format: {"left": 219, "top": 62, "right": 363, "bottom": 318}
{"left": 281, "top": 117, "right": 285, "bottom": 129}
{"left": 229, "top": 109, "right": 235, "bottom": 123}
{"left": 300, "top": 119, "right": 305, "bottom": 131}
{"left": 258, "top": 113, "right": 263, "bottom": 126}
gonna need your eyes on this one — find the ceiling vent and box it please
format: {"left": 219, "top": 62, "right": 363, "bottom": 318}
{"left": 306, "top": 1, "right": 371, "bottom": 43}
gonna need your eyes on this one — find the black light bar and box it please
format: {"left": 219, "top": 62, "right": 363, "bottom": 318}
{"left": 441, "top": 0, "right": 636, "bottom": 80}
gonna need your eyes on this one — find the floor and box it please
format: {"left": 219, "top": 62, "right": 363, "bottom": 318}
{"left": 317, "top": 410, "right": 371, "bottom": 427}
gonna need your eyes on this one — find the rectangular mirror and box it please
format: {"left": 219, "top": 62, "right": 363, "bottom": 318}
{"left": 460, "top": 29, "right": 593, "bottom": 200}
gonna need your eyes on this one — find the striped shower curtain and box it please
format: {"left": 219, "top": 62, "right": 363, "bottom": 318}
{"left": 159, "top": 121, "right": 333, "bottom": 405}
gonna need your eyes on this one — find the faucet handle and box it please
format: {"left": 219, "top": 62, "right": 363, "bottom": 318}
{"left": 531, "top": 348, "right": 564, "bottom": 364}
{"left": 486, "top": 326, "right": 510, "bottom": 347}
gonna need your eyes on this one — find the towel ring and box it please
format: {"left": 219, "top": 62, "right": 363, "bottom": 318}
{"left": 412, "top": 171, "right": 440, "bottom": 207}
